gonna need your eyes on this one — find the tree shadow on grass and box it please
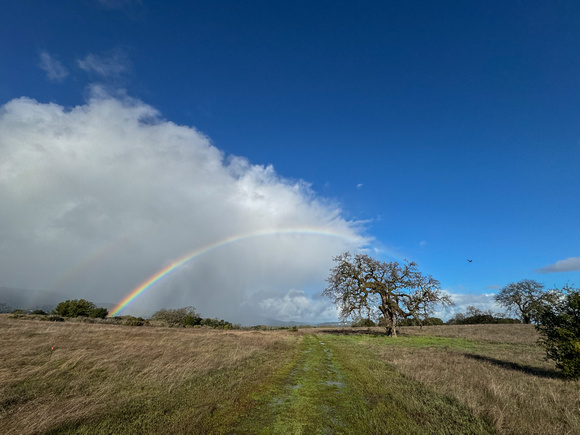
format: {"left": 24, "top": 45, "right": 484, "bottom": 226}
{"left": 463, "top": 353, "right": 562, "bottom": 379}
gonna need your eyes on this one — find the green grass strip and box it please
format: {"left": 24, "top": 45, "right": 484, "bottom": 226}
{"left": 235, "top": 334, "right": 494, "bottom": 434}
{"left": 325, "top": 334, "right": 495, "bottom": 434}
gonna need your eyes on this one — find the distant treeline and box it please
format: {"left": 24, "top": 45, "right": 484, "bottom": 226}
{"left": 446, "top": 306, "right": 520, "bottom": 325}
{"left": 352, "top": 306, "right": 520, "bottom": 328}
{"left": 5, "top": 300, "right": 240, "bottom": 330}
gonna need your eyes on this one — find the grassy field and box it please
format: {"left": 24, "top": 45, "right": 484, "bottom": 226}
{"left": 1, "top": 316, "right": 578, "bottom": 434}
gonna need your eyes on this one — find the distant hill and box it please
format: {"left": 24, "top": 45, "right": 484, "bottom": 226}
{"left": 316, "top": 321, "right": 352, "bottom": 327}
{"left": 0, "top": 287, "right": 70, "bottom": 312}
{"left": 228, "top": 311, "right": 348, "bottom": 328}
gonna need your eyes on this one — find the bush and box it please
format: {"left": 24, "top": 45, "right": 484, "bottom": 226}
{"left": 183, "top": 314, "right": 202, "bottom": 327}
{"left": 31, "top": 309, "right": 47, "bottom": 315}
{"left": 151, "top": 307, "right": 235, "bottom": 329}
{"left": 53, "top": 299, "right": 108, "bottom": 318}
{"left": 123, "top": 316, "right": 147, "bottom": 326}
{"left": 152, "top": 307, "right": 199, "bottom": 327}
{"left": 535, "top": 288, "right": 580, "bottom": 379}
{"left": 90, "top": 307, "right": 109, "bottom": 319}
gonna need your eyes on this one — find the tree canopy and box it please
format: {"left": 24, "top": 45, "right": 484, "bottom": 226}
{"left": 53, "top": 299, "right": 108, "bottom": 319}
{"left": 323, "top": 252, "right": 453, "bottom": 336}
{"left": 535, "top": 286, "right": 580, "bottom": 379}
{"left": 494, "top": 279, "right": 562, "bottom": 324}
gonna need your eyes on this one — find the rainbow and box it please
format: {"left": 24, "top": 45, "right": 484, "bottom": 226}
{"left": 108, "top": 227, "right": 366, "bottom": 317}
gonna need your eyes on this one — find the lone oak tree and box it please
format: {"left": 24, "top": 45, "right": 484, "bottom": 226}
{"left": 494, "top": 279, "right": 562, "bottom": 324}
{"left": 324, "top": 252, "right": 453, "bottom": 336}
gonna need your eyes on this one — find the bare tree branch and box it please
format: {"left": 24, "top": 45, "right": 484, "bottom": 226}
{"left": 323, "top": 252, "right": 453, "bottom": 336}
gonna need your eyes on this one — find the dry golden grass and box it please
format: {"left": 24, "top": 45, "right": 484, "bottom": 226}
{"left": 3, "top": 317, "right": 579, "bottom": 434}
{"left": 0, "top": 315, "right": 298, "bottom": 434}
{"left": 399, "top": 323, "right": 540, "bottom": 345}
{"left": 369, "top": 324, "right": 580, "bottom": 434}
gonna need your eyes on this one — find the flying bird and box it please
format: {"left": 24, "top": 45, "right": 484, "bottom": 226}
{"left": 467, "top": 259, "right": 473, "bottom": 263}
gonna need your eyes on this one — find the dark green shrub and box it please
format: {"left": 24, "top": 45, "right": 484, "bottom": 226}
{"left": 182, "top": 314, "right": 202, "bottom": 327}
{"left": 32, "top": 309, "right": 47, "bottom": 315}
{"left": 535, "top": 289, "right": 580, "bottom": 379}
{"left": 124, "top": 316, "right": 146, "bottom": 326}
{"left": 89, "top": 307, "right": 108, "bottom": 319}
{"left": 53, "top": 299, "right": 108, "bottom": 318}
{"left": 48, "top": 315, "right": 64, "bottom": 322}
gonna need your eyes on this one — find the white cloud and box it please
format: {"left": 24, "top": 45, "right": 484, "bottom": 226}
{"left": 77, "top": 50, "right": 131, "bottom": 77}
{"left": 38, "top": 51, "right": 69, "bottom": 82}
{"left": 433, "top": 291, "right": 503, "bottom": 320}
{"left": 536, "top": 257, "right": 580, "bottom": 273}
{"left": 0, "top": 89, "right": 369, "bottom": 323}
{"left": 255, "top": 289, "right": 340, "bottom": 323}
{"left": 356, "top": 183, "right": 363, "bottom": 189}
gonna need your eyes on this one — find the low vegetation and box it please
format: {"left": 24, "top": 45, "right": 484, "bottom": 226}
{"left": 53, "top": 299, "right": 108, "bottom": 319}
{"left": 0, "top": 314, "right": 298, "bottom": 433}
{"left": 151, "top": 306, "right": 238, "bottom": 329}
{"left": 2, "top": 315, "right": 578, "bottom": 434}
{"left": 446, "top": 306, "right": 521, "bottom": 325}
{"left": 535, "top": 288, "right": 580, "bottom": 379}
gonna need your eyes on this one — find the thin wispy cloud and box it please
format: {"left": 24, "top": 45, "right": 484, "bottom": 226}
{"left": 536, "top": 257, "right": 580, "bottom": 273}
{"left": 0, "top": 88, "right": 369, "bottom": 323}
{"left": 38, "top": 51, "right": 69, "bottom": 82}
{"left": 77, "top": 50, "right": 131, "bottom": 77}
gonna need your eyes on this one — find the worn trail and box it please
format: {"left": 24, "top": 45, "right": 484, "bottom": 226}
{"left": 234, "top": 333, "right": 363, "bottom": 434}
{"left": 234, "top": 333, "right": 493, "bottom": 434}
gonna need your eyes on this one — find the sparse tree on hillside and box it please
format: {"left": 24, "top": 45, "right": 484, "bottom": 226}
{"left": 495, "top": 280, "right": 562, "bottom": 324}
{"left": 324, "top": 252, "right": 453, "bottom": 337}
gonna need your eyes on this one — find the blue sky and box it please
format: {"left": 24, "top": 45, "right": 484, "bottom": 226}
{"left": 1, "top": 0, "right": 578, "bottom": 322}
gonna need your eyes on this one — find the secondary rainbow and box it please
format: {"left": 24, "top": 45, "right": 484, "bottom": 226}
{"left": 108, "top": 227, "right": 364, "bottom": 317}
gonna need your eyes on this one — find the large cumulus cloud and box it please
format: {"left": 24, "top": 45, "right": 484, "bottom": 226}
{"left": 0, "top": 89, "right": 368, "bottom": 323}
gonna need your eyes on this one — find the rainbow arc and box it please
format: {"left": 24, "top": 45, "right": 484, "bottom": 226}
{"left": 109, "top": 227, "right": 365, "bottom": 317}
